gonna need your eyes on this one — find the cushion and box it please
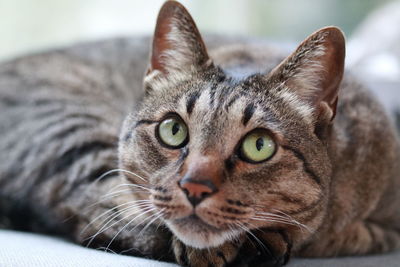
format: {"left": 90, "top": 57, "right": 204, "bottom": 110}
{"left": 1, "top": 230, "right": 400, "bottom": 267}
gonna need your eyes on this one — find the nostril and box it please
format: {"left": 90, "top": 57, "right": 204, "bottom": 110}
{"left": 200, "top": 191, "right": 210, "bottom": 199}
{"left": 178, "top": 178, "right": 218, "bottom": 206}
{"left": 182, "top": 188, "right": 189, "bottom": 196}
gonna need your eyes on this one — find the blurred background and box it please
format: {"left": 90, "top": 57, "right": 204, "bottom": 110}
{"left": 0, "top": 0, "right": 393, "bottom": 60}
{"left": 0, "top": 0, "right": 399, "bottom": 108}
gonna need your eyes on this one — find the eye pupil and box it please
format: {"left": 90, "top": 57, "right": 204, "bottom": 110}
{"left": 158, "top": 115, "right": 188, "bottom": 149}
{"left": 240, "top": 130, "right": 276, "bottom": 163}
{"left": 172, "top": 123, "right": 180, "bottom": 135}
{"left": 256, "top": 137, "right": 264, "bottom": 151}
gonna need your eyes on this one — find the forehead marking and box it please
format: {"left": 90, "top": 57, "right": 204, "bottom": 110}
{"left": 186, "top": 91, "right": 201, "bottom": 115}
{"left": 242, "top": 102, "right": 255, "bottom": 126}
{"left": 209, "top": 83, "right": 219, "bottom": 108}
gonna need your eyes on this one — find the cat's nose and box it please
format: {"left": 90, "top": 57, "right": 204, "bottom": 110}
{"left": 178, "top": 178, "right": 218, "bottom": 207}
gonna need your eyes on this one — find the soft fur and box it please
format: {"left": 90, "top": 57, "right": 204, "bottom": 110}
{"left": 1, "top": 1, "right": 399, "bottom": 267}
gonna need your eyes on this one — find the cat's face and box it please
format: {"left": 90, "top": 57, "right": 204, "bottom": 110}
{"left": 119, "top": 1, "right": 344, "bottom": 249}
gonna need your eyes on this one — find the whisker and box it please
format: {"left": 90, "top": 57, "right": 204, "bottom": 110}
{"left": 235, "top": 222, "right": 270, "bottom": 255}
{"left": 254, "top": 208, "right": 311, "bottom": 233}
{"left": 107, "top": 183, "right": 152, "bottom": 193}
{"left": 255, "top": 211, "right": 291, "bottom": 220}
{"left": 83, "top": 168, "right": 149, "bottom": 198}
{"left": 81, "top": 200, "right": 153, "bottom": 234}
{"left": 120, "top": 247, "right": 139, "bottom": 255}
{"left": 105, "top": 206, "right": 159, "bottom": 250}
{"left": 95, "top": 246, "right": 119, "bottom": 255}
{"left": 101, "top": 189, "right": 149, "bottom": 201}
{"left": 154, "top": 215, "right": 166, "bottom": 233}
{"left": 101, "top": 189, "right": 150, "bottom": 200}
{"left": 136, "top": 209, "right": 165, "bottom": 237}
{"left": 83, "top": 186, "right": 151, "bottom": 213}
{"left": 116, "top": 169, "right": 148, "bottom": 182}
{"left": 251, "top": 216, "right": 311, "bottom": 232}
{"left": 85, "top": 204, "right": 155, "bottom": 247}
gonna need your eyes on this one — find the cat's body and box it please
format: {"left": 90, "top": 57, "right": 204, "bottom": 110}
{"left": 1, "top": 2, "right": 400, "bottom": 266}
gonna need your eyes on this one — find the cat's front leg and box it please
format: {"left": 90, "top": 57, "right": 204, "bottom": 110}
{"left": 231, "top": 229, "right": 291, "bottom": 267}
{"left": 173, "top": 229, "right": 291, "bottom": 267}
{"left": 173, "top": 235, "right": 245, "bottom": 267}
{"left": 58, "top": 178, "right": 174, "bottom": 260}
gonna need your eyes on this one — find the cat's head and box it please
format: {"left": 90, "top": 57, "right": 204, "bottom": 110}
{"left": 119, "top": 1, "right": 344, "bottom": 248}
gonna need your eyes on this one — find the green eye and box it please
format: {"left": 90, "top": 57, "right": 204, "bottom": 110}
{"left": 157, "top": 115, "right": 188, "bottom": 148}
{"left": 240, "top": 130, "right": 276, "bottom": 163}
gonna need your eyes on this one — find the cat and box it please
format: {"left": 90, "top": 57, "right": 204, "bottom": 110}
{"left": 1, "top": 1, "right": 400, "bottom": 266}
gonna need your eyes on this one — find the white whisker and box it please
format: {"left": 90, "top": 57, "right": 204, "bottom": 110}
{"left": 235, "top": 222, "right": 270, "bottom": 254}
{"left": 252, "top": 216, "right": 311, "bottom": 233}
{"left": 111, "top": 183, "right": 151, "bottom": 192}
{"left": 116, "top": 169, "right": 148, "bottom": 182}
{"left": 136, "top": 209, "right": 165, "bottom": 237}
{"left": 254, "top": 208, "right": 311, "bottom": 233}
{"left": 101, "top": 189, "right": 150, "bottom": 200}
{"left": 81, "top": 168, "right": 149, "bottom": 209}
{"left": 85, "top": 204, "right": 154, "bottom": 247}
{"left": 81, "top": 200, "right": 153, "bottom": 234}
{"left": 95, "top": 246, "right": 119, "bottom": 255}
{"left": 105, "top": 206, "right": 159, "bottom": 250}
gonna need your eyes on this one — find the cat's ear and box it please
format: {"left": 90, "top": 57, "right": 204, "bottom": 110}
{"left": 145, "top": 1, "right": 210, "bottom": 82}
{"left": 268, "top": 27, "right": 345, "bottom": 123}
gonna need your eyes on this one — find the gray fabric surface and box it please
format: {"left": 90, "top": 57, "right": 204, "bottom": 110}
{"left": 1, "top": 230, "right": 400, "bottom": 267}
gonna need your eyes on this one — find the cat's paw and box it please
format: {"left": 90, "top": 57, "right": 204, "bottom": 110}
{"left": 230, "top": 230, "right": 291, "bottom": 267}
{"left": 172, "top": 236, "right": 244, "bottom": 267}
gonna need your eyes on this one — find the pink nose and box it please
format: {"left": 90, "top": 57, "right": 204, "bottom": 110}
{"left": 178, "top": 178, "right": 217, "bottom": 206}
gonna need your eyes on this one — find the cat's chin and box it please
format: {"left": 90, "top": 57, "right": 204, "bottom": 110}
{"left": 165, "top": 215, "right": 241, "bottom": 249}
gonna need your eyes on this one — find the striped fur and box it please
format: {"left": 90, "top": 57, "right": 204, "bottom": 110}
{"left": 1, "top": 1, "right": 400, "bottom": 267}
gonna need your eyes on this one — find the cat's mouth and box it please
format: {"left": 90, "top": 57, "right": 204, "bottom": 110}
{"left": 175, "top": 214, "right": 221, "bottom": 232}
{"left": 165, "top": 214, "right": 241, "bottom": 249}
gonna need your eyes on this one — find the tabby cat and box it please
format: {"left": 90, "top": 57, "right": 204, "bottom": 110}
{"left": 1, "top": 1, "right": 400, "bottom": 266}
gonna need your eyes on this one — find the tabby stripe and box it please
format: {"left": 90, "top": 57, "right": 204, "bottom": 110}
{"left": 224, "top": 157, "right": 236, "bottom": 172}
{"left": 34, "top": 141, "right": 114, "bottom": 186}
{"left": 242, "top": 103, "right": 255, "bottom": 126}
{"left": 209, "top": 83, "right": 218, "bottom": 108}
{"left": 124, "top": 119, "right": 158, "bottom": 142}
{"left": 266, "top": 191, "right": 307, "bottom": 206}
{"left": 34, "top": 113, "right": 100, "bottom": 139}
{"left": 28, "top": 105, "right": 64, "bottom": 121}
{"left": 123, "top": 119, "right": 154, "bottom": 141}
{"left": 11, "top": 120, "right": 99, "bottom": 166}
{"left": 0, "top": 96, "right": 19, "bottom": 106}
{"left": 153, "top": 195, "right": 172, "bottom": 202}
{"left": 135, "top": 119, "right": 158, "bottom": 127}
{"left": 186, "top": 91, "right": 200, "bottom": 115}
{"left": 282, "top": 146, "right": 321, "bottom": 185}
{"left": 49, "top": 122, "right": 98, "bottom": 141}
{"left": 225, "top": 93, "right": 241, "bottom": 111}
{"left": 60, "top": 163, "right": 116, "bottom": 202}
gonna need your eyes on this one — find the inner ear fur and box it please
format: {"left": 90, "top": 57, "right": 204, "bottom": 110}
{"left": 147, "top": 0, "right": 210, "bottom": 76}
{"left": 268, "top": 27, "right": 345, "bottom": 122}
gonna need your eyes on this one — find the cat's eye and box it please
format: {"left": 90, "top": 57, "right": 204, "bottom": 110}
{"left": 240, "top": 130, "right": 276, "bottom": 163}
{"left": 157, "top": 115, "right": 188, "bottom": 148}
